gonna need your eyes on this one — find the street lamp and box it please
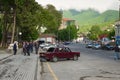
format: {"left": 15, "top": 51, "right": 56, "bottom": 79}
{"left": 19, "top": 32, "right": 22, "bottom": 36}
{"left": 19, "top": 32, "right": 22, "bottom": 43}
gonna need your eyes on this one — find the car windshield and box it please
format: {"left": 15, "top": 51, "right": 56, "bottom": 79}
{"left": 47, "top": 47, "right": 55, "bottom": 52}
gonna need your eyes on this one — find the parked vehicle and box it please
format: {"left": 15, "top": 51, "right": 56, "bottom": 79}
{"left": 39, "top": 47, "right": 80, "bottom": 62}
{"left": 42, "top": 44, "right": 57, "bottom": 51}
{"left": 102, "top": 44, "right": 114, "bottom": 50}
{"left": 63, "top": 42, "right": 71, "bottom": 45}
{"left": 92, "top": 44, "right": 101, "bottom": 49}
{"left": 39, "top": 43, "right": 50, "bottom": 48}
{"left": 85, "top": 43, "right": 93, "bottom": 48}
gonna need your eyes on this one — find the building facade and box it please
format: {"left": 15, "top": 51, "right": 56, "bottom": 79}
{"left": 59, "top": 18, "right": 76, "bottom": 30}
{"left": 39, "top": 34, "right": 56, "bottom": 44}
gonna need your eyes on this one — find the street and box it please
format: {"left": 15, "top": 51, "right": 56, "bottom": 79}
{"left": 40, "top": 43, "right": 120, "bottom": 80}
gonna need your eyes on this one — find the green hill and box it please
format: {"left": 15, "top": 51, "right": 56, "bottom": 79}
{"left": 63, "top": 9, "right": 119, "bottom": 33}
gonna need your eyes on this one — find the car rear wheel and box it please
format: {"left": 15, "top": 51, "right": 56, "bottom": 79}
{"left": 52, "top": 56, "right": 58, "bottom": 62}
{"left": 73, "top": 55, "right": 78, "bottom": 61}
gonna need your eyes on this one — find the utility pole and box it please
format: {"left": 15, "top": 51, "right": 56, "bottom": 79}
{"left": 119, "top": 5, "right": 120, "bottom": 20}
{"left": 69, "top": 26, "right": 70, "bottom": 41}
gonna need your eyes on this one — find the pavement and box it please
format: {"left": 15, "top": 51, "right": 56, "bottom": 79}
{"left": 0, "top": 48, "right": 41, "bottom": 80}
{"left": 0, "top": 50, "right": 13, "bottom": 61}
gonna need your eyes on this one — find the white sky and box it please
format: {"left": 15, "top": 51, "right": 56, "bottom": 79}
{"left": 35, "top": 0, "right": 119, "bottom": 13}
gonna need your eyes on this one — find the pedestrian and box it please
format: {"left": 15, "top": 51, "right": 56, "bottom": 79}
{"left": 22, "top": 41, "right": 27, "bottom": 56}
{"left": 29, "top": 41, "right": 33, "bottom": 53}
{"left": 13, "top": 41, "right": 17, "bottom": 55}
{"left": 26, "top": 42, "right": 30, "bottom": 56}
{"left": 34, "top": 41, "right": 39, "bottom": 54}
{"left": 114, "top": 44, "right": 120, "bottom": 60}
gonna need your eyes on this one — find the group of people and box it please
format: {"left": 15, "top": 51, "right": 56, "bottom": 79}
{"left": 13, "top": 41, "right": 39, "bottom": 56}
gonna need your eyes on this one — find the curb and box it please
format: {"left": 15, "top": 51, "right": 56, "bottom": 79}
{"left": 0, "top": 54, "right": 13, "bottom": 61}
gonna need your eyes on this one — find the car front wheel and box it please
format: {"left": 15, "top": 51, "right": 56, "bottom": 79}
{"left": 52, "top": 56, "right": 58, "bottom": 62}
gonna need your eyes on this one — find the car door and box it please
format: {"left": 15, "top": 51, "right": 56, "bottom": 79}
{"left": 59, "top": 47, "right": 71, "bottom": 58}
{"left": 64, "top": 47, "right": 73, "bottom": 58}
{"left": 57, "top": 48, "right": 66, "bottom": 58}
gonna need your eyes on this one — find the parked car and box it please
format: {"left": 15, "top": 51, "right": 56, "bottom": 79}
{"left": 102, "top": 44, "right": 114, "bottom": 50}
{"left": 63, "top": 42, "right": 71, "bottom": 45}
{"left": 92, "top": 44, "right": 101, "bottom": 49}
{"left": 85, "top": 43, "right": 93, "bottom": 48}
{"left": 42, "top": 44, "right": 57, "bottom": 51}
{"left": 39, "top": 43, "right": 50, "bottom": 48}
{"left": 39, "top": 47, "right": 80, "bottom": 62}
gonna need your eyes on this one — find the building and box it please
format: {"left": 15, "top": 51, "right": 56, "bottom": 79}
{"left": 59, "top": 18, "right": 76, "bottom": 30}
{"left": 39, "top": 34, "right": 56, "bottom": 44}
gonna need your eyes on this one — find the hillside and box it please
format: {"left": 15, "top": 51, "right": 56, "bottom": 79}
{"left": 63, "top": 9, "right": 119, "bottom": 33}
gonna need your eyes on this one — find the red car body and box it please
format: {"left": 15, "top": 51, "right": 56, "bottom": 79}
{"left": 39, "top": 47, "right": 80, "bottom": 62}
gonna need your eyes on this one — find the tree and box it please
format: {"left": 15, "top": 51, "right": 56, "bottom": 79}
{"left": 0, "top": 0, "right": 16, "bottom": 47}
{"left": 16, "top": 0, "right": 41, "bottom": 41}
{"left": 0, "top": 16, "right": 2, "bottom": 41}
{"left": 44, "top": 4, "right": 62, "bottom": 34}
{"left": 58, "top": 25, "right": 78, "bottom": 41}
{"left": 0, "top": 0, "right": 62, "bottom": 47}
{"left": 88, "top": 25, "right": 102, "bottom": 40}
{"left": 108, "top": 29, "right": 115, "bottom": 39}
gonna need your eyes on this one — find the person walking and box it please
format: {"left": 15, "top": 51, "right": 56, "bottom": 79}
{"left": 29, "top": 41, "right": 33, "bottom": 53}
{"left": 13, "top": 41, "right": 17, "bottom": 55}
{"left": 26, "top": 42, "right": 30, "bottom": 56}
{"left": 114, "top": 44, "right": 120, "bottom": 60}
{"left": 34, "top": 41, "right": 39, "bottom": 54}
{"left": 22, "top": 41, "right": 27, "bottom": 56}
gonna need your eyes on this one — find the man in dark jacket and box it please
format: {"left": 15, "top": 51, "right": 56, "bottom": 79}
{"left": 26, "top": 42, "right": 30, "bottom": 56}
{"left": 34, "top": 42, "right": 39, "bottom": 54}
{"left": 13, "top": 43, "right": 17, "bottom": 55}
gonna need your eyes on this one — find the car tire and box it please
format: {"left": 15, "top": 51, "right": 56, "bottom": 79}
{"left": 52, "top": 56, "right": 58, "bottom": 62}
{"left": 73, "top": 55, "right": 78, "bottom": 61}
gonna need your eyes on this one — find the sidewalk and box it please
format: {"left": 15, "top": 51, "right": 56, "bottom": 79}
{"left": 0, "top": 50, "right": 13, "bottom": 61}
{"left": 0, "top": 49, "right": 41, "bottom": 80}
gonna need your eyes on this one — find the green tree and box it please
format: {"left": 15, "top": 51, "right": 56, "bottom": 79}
{"left": 0, "top": 0, "right": 62, "bottom": 46}
{"left": 0, "top": 0, "right": 16, "bottom": 46}
{"left": 44, "top": 4, "right": 62, "bottom": 34}
{"left": 0, "top": 17, "right": 2, "bottom": 41}
{"left": 16, "top": 0, "right": 41, "bottom": 41}
{"left": 88, "top": 25, "right": 102, "bottom": 40}
{"left": 58, "top": 25, "right": 78, "bottom": 41}
{"left": 108, "top": 29, "right": 115, "bottom": 39}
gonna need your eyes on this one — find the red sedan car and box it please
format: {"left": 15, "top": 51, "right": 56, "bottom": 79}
{"left": 39, "top": 47, "right": 80, "bottom": 62}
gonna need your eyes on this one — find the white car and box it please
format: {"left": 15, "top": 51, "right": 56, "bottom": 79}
{"left": 39, "top": 43, "right": 50, "bottom": 48}
{"left": 92, "top": 44, "right": 101, "bottom": 49}
{"left": 43, "top": 44, "right": 57, "bottom": 51}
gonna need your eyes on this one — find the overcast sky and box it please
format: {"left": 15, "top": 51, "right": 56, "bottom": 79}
{"left": 35, "top": 0, "right": 119, "bottom": 13}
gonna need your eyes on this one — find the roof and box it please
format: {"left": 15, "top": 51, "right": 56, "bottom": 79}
{"left": 115, "top": 21, "right": 120, "bottom": 26}
{"left": 40, "top": 34, "right": 56, "bottom": 38}
{"left": 62, "top": 18, "right": 75, "bottom": 21}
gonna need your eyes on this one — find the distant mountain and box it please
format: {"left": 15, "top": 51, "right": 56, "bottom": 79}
{"left": 63, "top": 9, "right": 119, "bottom": 32}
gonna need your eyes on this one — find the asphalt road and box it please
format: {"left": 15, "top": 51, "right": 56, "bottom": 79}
{"left": 40, "top": 42, "right": 120, "bottom": 80}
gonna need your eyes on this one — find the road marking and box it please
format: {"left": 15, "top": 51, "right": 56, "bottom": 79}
{"left": 46, "top": 62, "right": 59, "bottom": 80}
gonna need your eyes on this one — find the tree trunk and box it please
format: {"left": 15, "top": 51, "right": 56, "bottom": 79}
{"left": 0, "top": 12, "right": 7, "bottom": 47}
{"left": 11, "top": 8, "right": 16, "bottom": 44}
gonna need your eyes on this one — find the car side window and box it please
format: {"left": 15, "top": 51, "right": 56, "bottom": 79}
{"left": 65, "top": 48, "right": 71, "bottom": 52}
